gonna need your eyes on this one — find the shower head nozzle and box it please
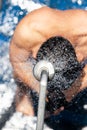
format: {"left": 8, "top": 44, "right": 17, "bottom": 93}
{"left": 33, "top": 60, "right": 55, "bottom": 81}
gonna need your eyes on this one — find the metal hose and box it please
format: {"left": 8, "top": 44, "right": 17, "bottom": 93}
{"left": 36, "top": 70, "right": 48, "bottom": 130}
{"left": 33, "top": 60, "right": 55, "bottom": 130}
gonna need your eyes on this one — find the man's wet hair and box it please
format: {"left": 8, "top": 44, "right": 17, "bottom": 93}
{"left": 36, "top": 36, "right": 82, "bottom": 90}
{"left": 35, "top": 36, "right": 82, "bottom": 114}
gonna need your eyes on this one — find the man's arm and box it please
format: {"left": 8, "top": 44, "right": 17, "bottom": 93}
{"left": 10, "top": 40, "right": 40, "bottom": 93}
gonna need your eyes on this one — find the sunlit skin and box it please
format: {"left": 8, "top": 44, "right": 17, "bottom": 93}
{"left": 10, "top": 7, "right": 87, "bottom": 116}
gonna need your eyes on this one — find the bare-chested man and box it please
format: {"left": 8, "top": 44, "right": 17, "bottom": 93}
{"left": 10, "top": 7, "right": 87, "bottom": 117}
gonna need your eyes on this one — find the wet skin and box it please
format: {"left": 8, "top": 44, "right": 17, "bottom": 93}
{"left": 10, "top": 7, "right": 87, "bottom": 116}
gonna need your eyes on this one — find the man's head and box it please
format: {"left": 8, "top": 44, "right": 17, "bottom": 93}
{"left": 36, "top": 36, "right": 82, "bottom": 90}
{"left": 29, "top": 36, "right": 83, "bottom": 115}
